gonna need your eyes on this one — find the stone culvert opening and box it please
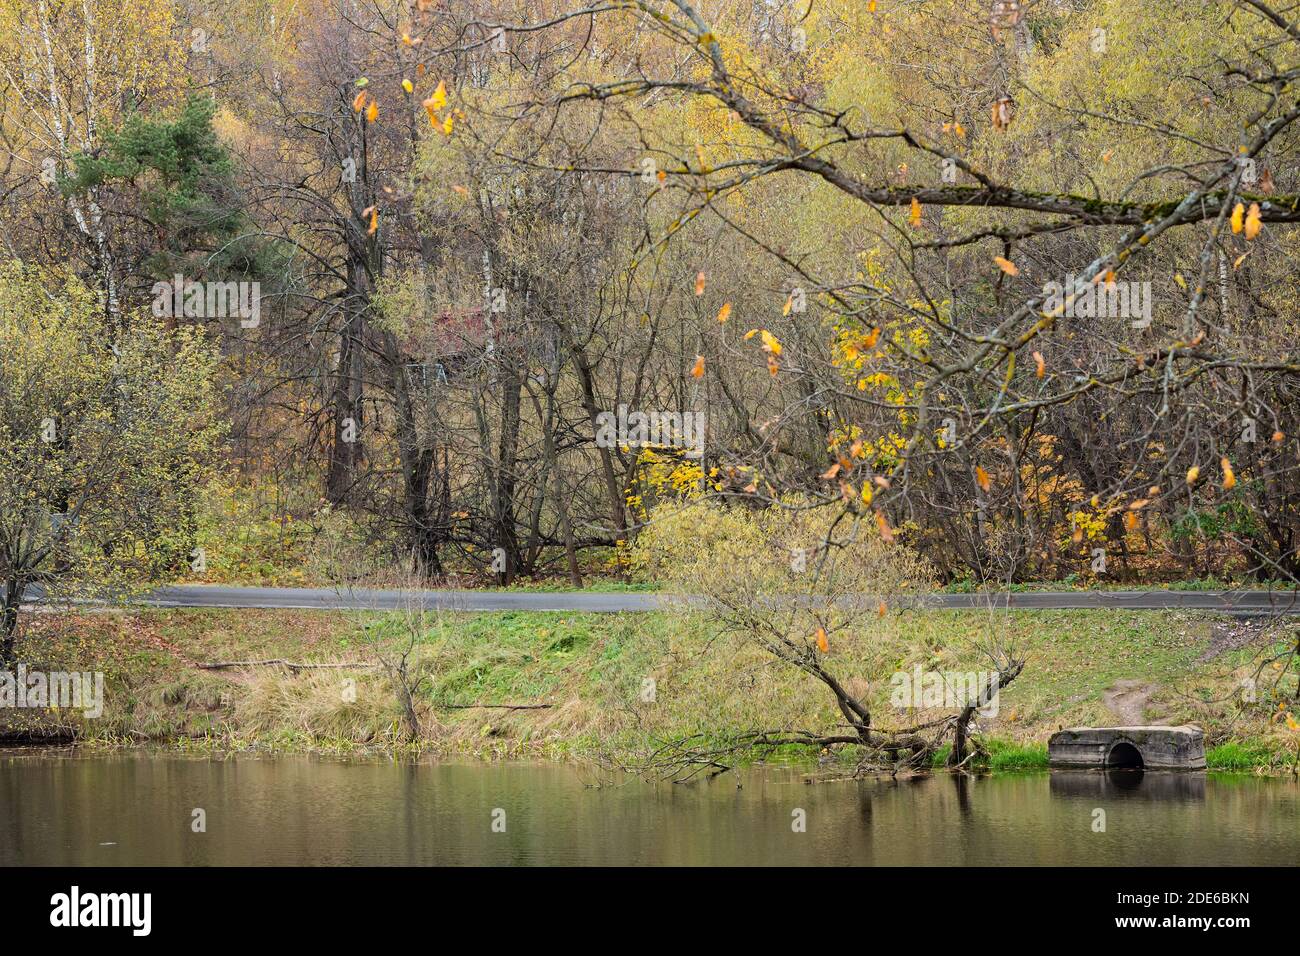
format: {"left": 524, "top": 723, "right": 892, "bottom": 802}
{"left": 1106, "top": 740, "right": 1145, "bottom": 770}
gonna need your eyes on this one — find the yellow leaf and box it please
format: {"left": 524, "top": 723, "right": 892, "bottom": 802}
{"left": 1186, "top": 465, "right": 1200, "bottom": 484}
{"left": 1244, "top": 202, "right": 1262, "bottom": 240}
{"left": 716, "top": 303, "right": 732, "bottom": 324}
{"left": 429, "top": 80, "right": 447, "bottom": 111}
{"left": 690, "top": 355, "right": 705, "bottom": 378}
{"left": 694, "top": 143, "right": 709, "bottom": 173}
{"left": 760, "top": 330, "right": 782, "bottom": 355}
{"left": 1230, "top": 202, "right": 1244, "bottom": 234}
{"left": 860, "top": 483, "right": 873, "bottom": 506}
{"left": 975, "top": 465, "right": 991, "bottom": 492}
{"left": 402, "top": 79, "right": 414, "bottom": 94}
{"left": 1221, "top": 457, "right": 1236, "bottom": 490}
{"left": 994, "top": 256, "right": 1019, "bottom": 276}
{"left": 1233, "top": 252, "right": 1249, "bottom": 270}
{"left": 782, "top": 294, "right": 793, "bottom": 316}
{"left": 442, "top": 114, "right": 454, "bottom": 136}
{"left": 1174, "top": 272, "right": 1186, "bottom": 290}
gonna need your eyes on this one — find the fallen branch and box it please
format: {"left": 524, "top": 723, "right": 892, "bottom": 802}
{"left": 440, "top": 702, "right": 554, "bottom": 710}
{"left": 196, "top": 659, "right": 377, "bottom": 672}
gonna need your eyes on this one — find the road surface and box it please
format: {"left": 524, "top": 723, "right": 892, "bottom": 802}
{"left": 116, "top": 584, "right": 1300, "bottom": 614}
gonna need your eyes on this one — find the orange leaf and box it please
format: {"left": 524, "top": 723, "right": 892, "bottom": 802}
{"left": 815, "top": 628, "right": 829, "bottom": 653}
{"left": 694, "top": 271, "right": 706, "bottom": 296}
{"left": 1221, "top": 457, "right": 1236, "bottom": 490}
{"left": 975, "top": 465, "right": 991, "bottom": 492}
{"left": 994, "top": 256, "right": 1019, "bottom": 276}
{"left": 875, "top": 509, "right": 895, "bottom": 544}
{"left": 716, "top": 302, "right": 732, "bottom": 323}
{"left": 1244, "top": 202, "right": 1262, "bottom": 240}
{"left": 1032, "top": 350, "right": 1045, "bottom": 379}
{"left": 909, "top": 197, "right": 921, "bottom": 229}
{"left": 690, "top": 355, "right": 705, "bottom": 378}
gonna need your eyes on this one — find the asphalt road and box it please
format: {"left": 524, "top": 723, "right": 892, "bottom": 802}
{"left": 123, "top": 584, "right": 1300, "bottom": 614}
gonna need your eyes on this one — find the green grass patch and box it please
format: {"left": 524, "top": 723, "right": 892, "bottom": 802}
{"left": 983, "top": 740, "right": 1050, "bottom": 770}
{"left": 1206, "top": 741, "right": 1287, "bottom": 771}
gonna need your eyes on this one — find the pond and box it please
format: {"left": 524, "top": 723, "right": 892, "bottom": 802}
{"left": 1, "top": 752, "right": 1296, "bottom": 865}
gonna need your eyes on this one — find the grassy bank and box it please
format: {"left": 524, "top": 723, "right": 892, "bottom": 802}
{"left": 3, "top": 606, "right": 1296, "bottom": 772}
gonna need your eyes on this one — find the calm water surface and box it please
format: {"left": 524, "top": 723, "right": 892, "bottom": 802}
{"left": 1, "top": 752, "right": 1296, "bottom": 865}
